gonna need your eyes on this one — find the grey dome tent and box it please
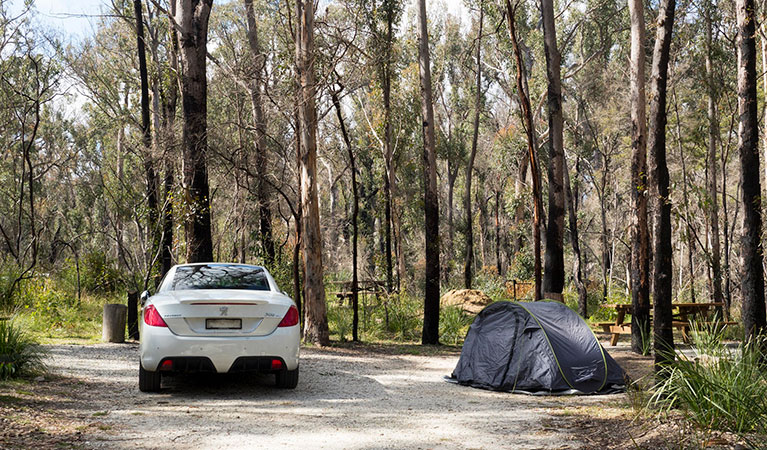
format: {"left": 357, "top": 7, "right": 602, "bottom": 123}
{"left": 449, "top": 301, "right": 627, "bottom": 395}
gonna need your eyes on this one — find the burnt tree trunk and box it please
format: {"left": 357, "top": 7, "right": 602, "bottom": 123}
{"left": 161, "top": 2, "right": 180, "bottom": 276}
{"left": 134, "top": 0, "right": 160, "bottom": 271}
{"left": 648, "top": 0, "right": 676, "bottom": 375}
{"left": 332, "top": 81, "right": 360, "bottom": 341}
{"left": 175, "top": 0, "right": 214, "bottom": 263}
{"left": 382, "top": 2, "right": 395, "bottom": 294}
{"left": 737, "top": 0, "right": 767, "bottom": 344}
{"left": 540, "top": 0, "right": 566, "bottom": 298}
{"left": 417, "top": 0, "right": 440, "bottom": 345}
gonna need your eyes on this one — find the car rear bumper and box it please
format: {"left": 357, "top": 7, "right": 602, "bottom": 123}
{"left": 139, "top": 323, "right": 300, "bottom": 372}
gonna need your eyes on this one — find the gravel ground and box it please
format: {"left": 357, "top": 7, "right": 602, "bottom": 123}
{"left": 37, "top": 343, "right": 628, "bottom": 449}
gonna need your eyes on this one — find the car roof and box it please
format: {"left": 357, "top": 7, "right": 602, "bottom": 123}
{"left": 173, "top": 262, "right": 265, "bottom": 269}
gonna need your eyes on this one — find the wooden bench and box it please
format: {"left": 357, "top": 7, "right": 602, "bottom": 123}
{"left": 592, "top": 322, "right": 632, "bottom": 346}
{"left": 672, "top": 321, "right": 739, "bottom": 344}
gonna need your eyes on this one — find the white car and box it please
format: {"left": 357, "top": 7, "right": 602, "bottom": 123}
{"left": 138, "top": 263, "right": 300, "bottom": 392}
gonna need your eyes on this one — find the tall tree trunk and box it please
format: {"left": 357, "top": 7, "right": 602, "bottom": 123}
{"left": 382, "top": 3, "right": 395, "bottom": 294}
{"left": 417, "top": 0, "right": 440, "bottom": 345}
{"left": 648, "top": 0, "right": 675, "bottom": 375}
{"left": 628, "top": 0, "right": 651, "bottom": 354}
{"left": 722, "top": 148, "right": 733, "bottom": 319}
{"left": 505, "top": 0, "right": 542, "bottom": 300}
{"left": 332, "top": 82, "right": 360, "bottom": 341}
{"left": 512, "top": 149, "right": 528, "bottom": 253}
{"left": 704, "top": 1, "right": 724, "bottom": 317}
{"left": 244, "top": 0, "right": 275, "bottom": 265}
{"left": 175, "top": 0, "right": 214, "bottom": 263}
{"left": 495, "top": 188, "right": 502, "bottom": 276}
{"left": 161, "top": 1, "right": 180, "bottom": 276}
{"left": 293, "top": 108, "right": 303, "bottom": 327}
{"left": 540, "top": 0, "right": 565, "bottom": 298}
{"left": 564, "top": 151, "right": 587, "bottom": 317}
{"left": 296, "top": 0, "right": 329, "bottom": 345}
{"left": 116, "top": 89, "right": 128, "bottom": 270}
{"left": 737, "top": 0, "right": 767, "bottom": 344}
{"left": 446, "top": 159, "right": 458, "bottom": 283}
{"left": 464, "top": 4, "right": 483, "bottom": 289}
{"left": 134, "top": 0, "right": 159, "bottom": 273}
{"left": 761, "top": 0, "right": 767, "bottom": 191}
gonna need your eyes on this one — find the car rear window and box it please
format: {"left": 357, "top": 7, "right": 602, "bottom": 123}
{"left": 171, "top": 265, "right": 271, "bottom": 291}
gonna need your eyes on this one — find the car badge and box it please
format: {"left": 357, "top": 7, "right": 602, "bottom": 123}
{"left": 219, "top": 306, "right": 229, "bottom": 317}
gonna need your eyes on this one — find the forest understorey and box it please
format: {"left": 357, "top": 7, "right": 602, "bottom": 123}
{"left": 0, "top": 340, "right": 749, "bottom": 449}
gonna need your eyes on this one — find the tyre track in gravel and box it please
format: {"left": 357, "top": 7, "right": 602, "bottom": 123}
{"left": 45, "top": 343, "right": 611, "bottom": 449}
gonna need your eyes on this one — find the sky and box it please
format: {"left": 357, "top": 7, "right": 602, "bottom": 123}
{"left": 9, "top": 0, "right": 470, "bottom": 43}
{"left": 8, "top": 0, "right": 108, "bottom": 42}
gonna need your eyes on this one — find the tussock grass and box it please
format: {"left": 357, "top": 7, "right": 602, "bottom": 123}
{"left": 648, "top": 321, "right": 767, "bottom": 445}
{"left": 0, "top": 319, "right": 47, "bottom": 380}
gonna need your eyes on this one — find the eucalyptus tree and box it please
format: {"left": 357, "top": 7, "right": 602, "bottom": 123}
{"left": 540, "top": 0, "right": 565, "bottom": 298}
{"left": 417, "top": 0, "right": 440, "bottom": 345}
{"left": 463, "top": 2, "right": 484, "bottom": 289}
{"left": 628, "top": 0, "right": 650, "bottom": 354}
{"left": 504, "top": 0, "right": 542, "bottom": 301}
{"left": 648, "top": 0, "right": 676, "bottom": 374}
{"left": 296, "top": 0, "right": 330, "bottom": 345}
{"left": 174, "top": 0, "right": 213, "bottom": 263}
{"left": 736, "top": 0, "right": 766, "bottom": 344}
{"left": 244, "top": 0, "right": 275, "bottom": 265}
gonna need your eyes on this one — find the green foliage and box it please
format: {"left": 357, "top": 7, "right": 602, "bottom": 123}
{"left": 439, "top": 305, "right": 472, "bottom": 345}
{"left": 61, "top": 251, "right": 121, "bottom": 295}
{"left": 326, "top": 290, "right": 474, "bottom": 346}
{"left": 327, "top": 303, "right": 353, "bottom": 342}
{"left": 0, "top": 319, "right": 46, "bottom": 379}
{"left": 471, "top": 270, "right": 508, "bottom": 303}
{"left": 268, "top": 255, "right": 297, "bottom": 297}
{"left": 13, "top": 277, "right": 118, "bottom": 340}
{"left": 508, "top": 248, "right": 534, "bottom": 281}
{"left": 0, "top": 261, "right": 21, "bottom": 311}
{"left": 649, "top": 324, "right": 767, "bottom": 442}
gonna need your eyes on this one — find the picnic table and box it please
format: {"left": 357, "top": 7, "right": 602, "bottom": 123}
{"left": 597, "top": 302, "right": 732, "bottom": 345}
{"left": 328, "top": 279, "right": 389, "bottom": 304}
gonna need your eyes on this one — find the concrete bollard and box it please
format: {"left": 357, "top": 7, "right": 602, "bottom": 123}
{"left": 102, "top": 303, "right": 127, "bottom": 343}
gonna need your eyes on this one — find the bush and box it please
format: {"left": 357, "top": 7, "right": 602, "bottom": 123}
{"left": 508, "top": 249, "right": 534, "bottom": 281}
{"left": 0, "top": 319, "right": 47, "bottom": 379}
{"left": 649, "top": 323, "right": 767, "bottom": 443}
{"left": 439, "top": 305, "right": 472, "bottom": 345}
{"left": 61, "top": 251, "right": 121, "bottom": 295}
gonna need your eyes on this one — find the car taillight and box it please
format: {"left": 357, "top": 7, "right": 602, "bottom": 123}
{"left": 278, "top": 305, "right": 299, "bottom": 327}
{"left": 144, "top": 305, "right": 168, "bottom": 327}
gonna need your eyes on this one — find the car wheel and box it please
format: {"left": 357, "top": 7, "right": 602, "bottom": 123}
{"left": 275, "top": 367, "right": 299, "bottom": 389}
{"left": 139, "top": 363, "right": 161, "bottom": 392}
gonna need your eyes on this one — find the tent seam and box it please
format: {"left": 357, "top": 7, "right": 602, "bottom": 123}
{"left": 573, "top": 309, "right": 609, "bottom": 392}
{"left": 514, "top": 302, "right": 576, "bottom": 391}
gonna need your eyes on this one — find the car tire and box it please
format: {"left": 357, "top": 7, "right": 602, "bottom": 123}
{"left": 139, "top": 363, "right": 161, "bottom": 392}
{"left": 275, "top": 367, "right": 299, "bottom": 389}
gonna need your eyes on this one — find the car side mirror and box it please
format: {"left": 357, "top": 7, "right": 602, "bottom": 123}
{"left": 140, "top": 290, "right": 150, "bottom": 305}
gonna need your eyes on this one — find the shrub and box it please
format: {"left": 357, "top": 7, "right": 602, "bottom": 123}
{"left": 649, "top": 323, "right": 767, "bottom": 443}
{"left": 508, "top": 249, "right": 534, "bottom": 281}
{"left": 0, "top": 319, "right": 47, "bottom": 379}
{"left": 439, "top": 305, "right": 472, "bottom": 345}
{"left": 61, "top": 251, "right": 121, "bottom": 295}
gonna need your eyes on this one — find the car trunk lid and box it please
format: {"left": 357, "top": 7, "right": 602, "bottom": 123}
{"left": 151, "top": 289, "right": 290, "bottom": 337}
